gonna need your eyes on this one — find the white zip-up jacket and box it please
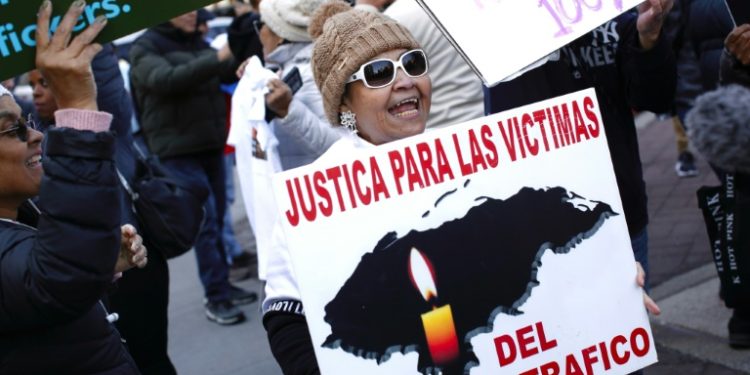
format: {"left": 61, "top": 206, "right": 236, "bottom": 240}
{"left": 268, "top": 42, "right": 341, "bottom": 170}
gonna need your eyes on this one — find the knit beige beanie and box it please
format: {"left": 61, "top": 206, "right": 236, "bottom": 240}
{"left": 260, "top": 0, "right": 326, "bottom": 42}
{"left": 309, "top": 0, "right": 420, "bottom": 126}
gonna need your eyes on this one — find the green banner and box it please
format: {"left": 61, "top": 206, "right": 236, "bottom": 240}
{"left": 0, "top": 0, "right": 218, "bottom": 81}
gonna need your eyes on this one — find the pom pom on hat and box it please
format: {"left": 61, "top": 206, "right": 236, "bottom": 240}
{"left": 308, "top": 0, "right": 351, "bottom": 40}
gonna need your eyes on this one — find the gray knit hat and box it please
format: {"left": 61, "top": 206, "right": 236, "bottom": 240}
{"left": 686, "top": 84, "right": 750, "bottom": 174}
{"left": 309, "top": 0, "right": 420, "bottom": 125}
{"left": 260, "top": 0, "right": 325, "bottom": 42}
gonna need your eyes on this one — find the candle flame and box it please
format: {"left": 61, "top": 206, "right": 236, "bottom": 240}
{"left": 408, "top": 247, "right": 438, "bottom": 302}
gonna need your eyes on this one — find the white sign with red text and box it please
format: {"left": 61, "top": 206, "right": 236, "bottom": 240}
{"left": 415, "top": 0, "right": 642, "bottom": 85}
{"left": 273, "top": 89, "right": 657, "bottom": 375}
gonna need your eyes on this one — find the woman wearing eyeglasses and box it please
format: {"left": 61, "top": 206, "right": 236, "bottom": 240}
{"left": 0, "top": 2, "right": 146, "bottom": 374}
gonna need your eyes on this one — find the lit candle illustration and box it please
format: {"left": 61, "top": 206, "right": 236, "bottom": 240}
{"left": 408, "top": 247, "right": 460, "bottom": 366}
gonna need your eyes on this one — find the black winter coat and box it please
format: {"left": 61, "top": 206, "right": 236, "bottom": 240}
{"left": 129, "top": 23, "right": 234, "bottom": 158}
{"left": 687, "top": 0, "right": 733, "bottom": 90}
{"left": 93, "top": 44, "right": 139, "bottom": 230}
{"left": 0, "top": 127, "right": 140, "bottom": 374}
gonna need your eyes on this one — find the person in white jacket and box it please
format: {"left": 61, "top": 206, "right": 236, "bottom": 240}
{"left": 258, "top": 0, "right": 341, "bottom": 170}
{"left": 231, "top": 0, "right": 341, "bottom": 284}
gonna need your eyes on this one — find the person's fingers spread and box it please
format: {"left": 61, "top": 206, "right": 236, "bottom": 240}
{"left": 35, "top": 0, "right": 53, "bottom": 50}
{"left": 78, "top": 43, "right": 103, "bottom": 63}
{"left": 68, "top": 15, "right": 107, "bottom": 57}
{"left": 650, "top": 0, "right": 662, "bottom": 15}
{"left": 49, "top": 0, "right": 86, "bottom": 51}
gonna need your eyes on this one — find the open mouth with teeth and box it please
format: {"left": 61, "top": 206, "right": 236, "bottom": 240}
{"left": 388, "top": 97, "right": 420, "bottom": 119}
{"left": 26, "top": 155, "right": 42, "bottom": 168}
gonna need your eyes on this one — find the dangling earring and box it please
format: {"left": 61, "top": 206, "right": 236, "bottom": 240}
{"left": 340, "top": 111, "right": 358, "bottom": 134}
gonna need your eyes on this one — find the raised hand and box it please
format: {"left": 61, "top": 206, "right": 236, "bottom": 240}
{"left": 35, "top": 0, "right": 108, "bottom": 111}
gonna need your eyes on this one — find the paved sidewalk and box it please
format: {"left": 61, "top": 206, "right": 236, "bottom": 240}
{"left": 166, "top": 162, "right": 280, "bottom": 375}
{"left": 166, "top": 117, "right": 748, "bottom": 374}
{"left": 167, "top": 254, "right": 281, "bottom": 375}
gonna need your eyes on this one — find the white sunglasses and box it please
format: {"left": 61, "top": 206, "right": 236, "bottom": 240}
{"left": 346, "top": 49, "right": 429, "bottom": 89}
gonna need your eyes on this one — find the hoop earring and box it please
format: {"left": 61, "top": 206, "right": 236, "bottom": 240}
{"left": 340, "top": 111, "right": 358, "bottom": 134}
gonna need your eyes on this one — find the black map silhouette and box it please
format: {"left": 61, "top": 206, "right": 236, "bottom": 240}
{"left": 322, "top": 187, "right": 618, "bottom": 375}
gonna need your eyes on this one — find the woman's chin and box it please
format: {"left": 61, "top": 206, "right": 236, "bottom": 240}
{"left": 392, "top": 120, "right": 426, "bottom": 140}
{"left": 388, "top": 110, "right": 427, "bottom": 129}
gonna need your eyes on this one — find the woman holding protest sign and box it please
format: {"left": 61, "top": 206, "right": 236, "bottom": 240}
{"left": 0, "top": 1, "right": 146, "bottom": 373}
{"left": 261, "top": 4, "right": 431, "bottom": 372}
{"left": 261, "top": 1, "right": 660, "bottom": 373}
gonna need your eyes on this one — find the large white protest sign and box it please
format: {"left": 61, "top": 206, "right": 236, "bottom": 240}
{"left": 415, "top": 0, "right": 642, "bottom": 85}
{"left": 273, "top": 89, "right": 657, "bottom": 375}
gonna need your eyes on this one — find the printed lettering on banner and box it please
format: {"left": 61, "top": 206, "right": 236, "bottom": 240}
{"left": 415, "top": 0, "right": 642, "bottom": 85}
{"left": 273, "top": 89, "right": 658, "bottom": 375}
{"left": 0, "top": 0, "right": 217, "bottom": 81}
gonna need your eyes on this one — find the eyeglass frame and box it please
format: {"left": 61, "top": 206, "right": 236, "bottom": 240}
{"left": 0, "top": 114, "right": 37, "bottom": 142}
{"left": 345, "top": 49, "right": 429, "bottom": 89}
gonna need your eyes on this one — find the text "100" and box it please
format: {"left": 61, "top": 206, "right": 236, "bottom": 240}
{"left": 539, "top": 0, "right": 624, "bottom": 37}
